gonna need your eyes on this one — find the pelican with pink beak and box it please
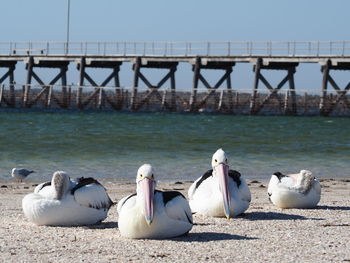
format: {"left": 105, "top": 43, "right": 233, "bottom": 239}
{"left": 117, "top": 164, "right": 193, "bottom": 239}
{"left": 188, "top": 149, "right": 251, "bottom": 218}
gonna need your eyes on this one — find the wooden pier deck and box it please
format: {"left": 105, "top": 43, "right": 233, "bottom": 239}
{"left": 0, "top": 41, "right": 350, "bottom": 116}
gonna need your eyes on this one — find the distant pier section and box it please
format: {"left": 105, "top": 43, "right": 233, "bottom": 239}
{"left": 0, "top": 41, "right": 350, "bottom": 116}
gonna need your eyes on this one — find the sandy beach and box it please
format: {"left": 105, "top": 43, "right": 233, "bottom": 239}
{"left": 0, "top": 178, "right": 349, "bottom": 263}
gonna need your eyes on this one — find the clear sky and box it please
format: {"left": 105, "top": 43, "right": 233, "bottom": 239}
{"left": 0, "top": 0, "right": 349, "bottom": 92}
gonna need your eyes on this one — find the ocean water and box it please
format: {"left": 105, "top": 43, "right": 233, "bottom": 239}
{"left": 0, "top": 111, "right": 349, "bottom": 182}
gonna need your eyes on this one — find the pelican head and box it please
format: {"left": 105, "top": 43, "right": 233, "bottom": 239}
{"left": 136, "top": 164, "right": 156, "bottom": 226}
{"left": 52, "top": 171, "right": 71, "bottom": 200}
{"left": 211, "top": 149, "right": 231, "bottom": 219}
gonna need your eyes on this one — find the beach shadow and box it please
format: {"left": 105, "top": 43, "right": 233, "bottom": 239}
{"left": 83, "top": 221, "right": 118, "bottom": 229}
{"left": 244, "top": 211, "right": 323, "bottom": 221}
{"left": 316, "top": 205, "right": 350, "bottom": 211}
{"left": 172, "top": 232, "right": 258, "bottom": 242}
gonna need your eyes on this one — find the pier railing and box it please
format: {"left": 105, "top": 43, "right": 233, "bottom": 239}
{"left": 1, "top": 41, "right": 350, "bottom": 56}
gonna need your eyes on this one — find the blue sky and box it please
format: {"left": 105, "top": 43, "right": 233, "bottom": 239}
{"left": 0, "top": 0, "right": 349, "bottom": 92}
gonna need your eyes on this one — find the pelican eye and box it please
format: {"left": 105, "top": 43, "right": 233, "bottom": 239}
{"left": 215, "top": 159, "right": 217, "bottom": 163}
{"left": 140, "top": 174, "right": 143, "bottom": 178}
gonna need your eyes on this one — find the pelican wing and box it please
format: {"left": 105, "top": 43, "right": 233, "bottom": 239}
{"left": 188, "top": 170, "right": 213, "bottom": 199}
{"left": 34, "top": 181, "right": 51, "bottom": 194}
{"left": 117, "top": 193, "right": 137, "bottom": 214}
{"left": 161, "top": 191, "right": 193, "bottom": 224}
{"left": 228, "top": 170, "right": 241, "bottom": 187}
{"left": 71, "top": 177, "right": 114, "bottom": 210}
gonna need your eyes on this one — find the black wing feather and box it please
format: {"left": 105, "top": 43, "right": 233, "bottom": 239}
{"left": 228, "top": 170, "right": 242, "bottom": 187}
{"left": 118, "top": 193, "right": 136, "bottom": 209}
{"left": 157, "top": 190, "right": 186, "bottom": 205}
{"left": 273, "top": 172, "right": 287, "bottom": 182}
{"left": 195, "top": 169, "right": 213, "bottom": 189}
{"left": 156, "top": 190, "right": 193, "bottom": 224}
{"left": 70, "top": 177, "right": 102, "bottom": 195}
{"left": 37, "top": 181, "right": 51, "bottom": 192}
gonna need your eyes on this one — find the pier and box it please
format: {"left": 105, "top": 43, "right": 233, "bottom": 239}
{"left": 0, "top": 41, "right": 350, "bottom": 116}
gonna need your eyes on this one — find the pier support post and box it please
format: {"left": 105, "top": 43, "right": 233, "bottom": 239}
{"left": 250, "top": 58, "right": 262, "bottom": 114}
{"left": 0, "top": 60, "right": 17, "bottom": 107}
{"left": 249, "top": 59, "right": 298, "bottom": 115}
{"left": 190, "top": 57, "right": 201, "bottom": 112}
{"left": 319, "top": 60, "right": 330, "bottom": 116}
{"left": 131, "top": 58, "right": 178, "bottom": 111}
{"left": 77, "top": 57, "right": 85, "bottom": 109}
{"left": 0, "top": 84, "right": 4, "bottom": 105}
{"left": 190, "top": 58, "right": 235, "bottom": 113}
{"left": 319, "top": 59, "right": 350, "bottom": 116}
{"left": 288, "top": 68, "right": 297, "bottom": 115}
{"left": 170, "top": 69, "right": 176, "bottom": 111}
{"left": 61, "top": 67, "right": 68, "bottom": 108}
{"left": 75, "top": 59, "right": 123, "bottom": 110}
{"left": 24, "top": 56, "right": 34, "bottom": 107}
{"left": 23, "top": 57, "right": 69, "bottom": 108}
{"left": 131, "top": 57, "right": 141, "bottom": 111}
{"left": 113, "top": 67, "right": 123, "bottom": 110}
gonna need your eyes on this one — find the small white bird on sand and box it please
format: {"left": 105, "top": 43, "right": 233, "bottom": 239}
{"left": 12, "top": 168, "right": 35, "bottom": 182}
{"left": 22, "top": 171, "right": 114, "bottom": 226}
{"left": 117, "top": 164, "right": 193, "bottom": 239}
{"left": 188, "top": 149, "right": 251, "bottom": 218}
{"left": 267, "top": 170, "right": 321, "bottom": 208}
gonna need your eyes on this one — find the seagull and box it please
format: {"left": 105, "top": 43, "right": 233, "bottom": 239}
{"left": 267, "top": 170, "right": 321, "bottom": 208}
{"left": 117, "top": 164, "right": 193, "bottom": 239}
{"left": 12, "top": 168, "right": 34, "bottom": 182}
{"left": 188, "top": 148, "right": 251, "bottom": 218}
{"left": 22, "top": 171, "right": 114, "bottom": 226}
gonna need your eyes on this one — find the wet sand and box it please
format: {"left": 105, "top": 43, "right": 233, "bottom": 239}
{"left": 0, "top": 178, "right": 349, "bottom": 263}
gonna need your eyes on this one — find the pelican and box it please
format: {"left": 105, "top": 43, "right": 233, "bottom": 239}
{"left": 22, "top": 171, "right": 114, "bottom": 226}
{"left": 117, "top": 164, "right": 193, "bottom": 239}
{"left": 267, "top": 170, "right": 321, "bottom": 208}
{"left": 12, "top": 168, "right": 34, "bottom": 182}
{"left": 188, "top": 149, "right": 251, "bottom": 218}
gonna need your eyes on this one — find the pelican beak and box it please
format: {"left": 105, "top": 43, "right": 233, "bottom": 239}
{"left": 140, "top": 177, "right": 154, "bottom": 226}
{"left": 216, "top": 163, "right": 231, "bottom": 219}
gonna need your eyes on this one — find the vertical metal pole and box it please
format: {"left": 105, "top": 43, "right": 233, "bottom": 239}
{"left": 66, "top": 0, "right": 71, "bottom": 54}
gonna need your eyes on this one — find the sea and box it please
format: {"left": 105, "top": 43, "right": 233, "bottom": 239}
{"left": 0, "top": 110, "right": 349, "bottom": 182}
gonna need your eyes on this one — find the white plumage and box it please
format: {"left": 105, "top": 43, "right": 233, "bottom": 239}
{"left": 188, "top": 149, "right": 251, "bottom": 218}
{"left": 117, "top": 164, "right": 193, "bottom": 239}
{"left": 22, "top": 171, "right": 114, "bottom": 226}
{"left": 12, "top": 168, "right": 34, "bottom": 182}
{"left": 267, "top": 170, "right": 321, "bottom": 208}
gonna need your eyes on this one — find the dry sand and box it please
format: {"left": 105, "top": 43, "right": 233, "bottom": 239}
{"left": 0, "top": 178, "right": 349, "bottom": 263}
